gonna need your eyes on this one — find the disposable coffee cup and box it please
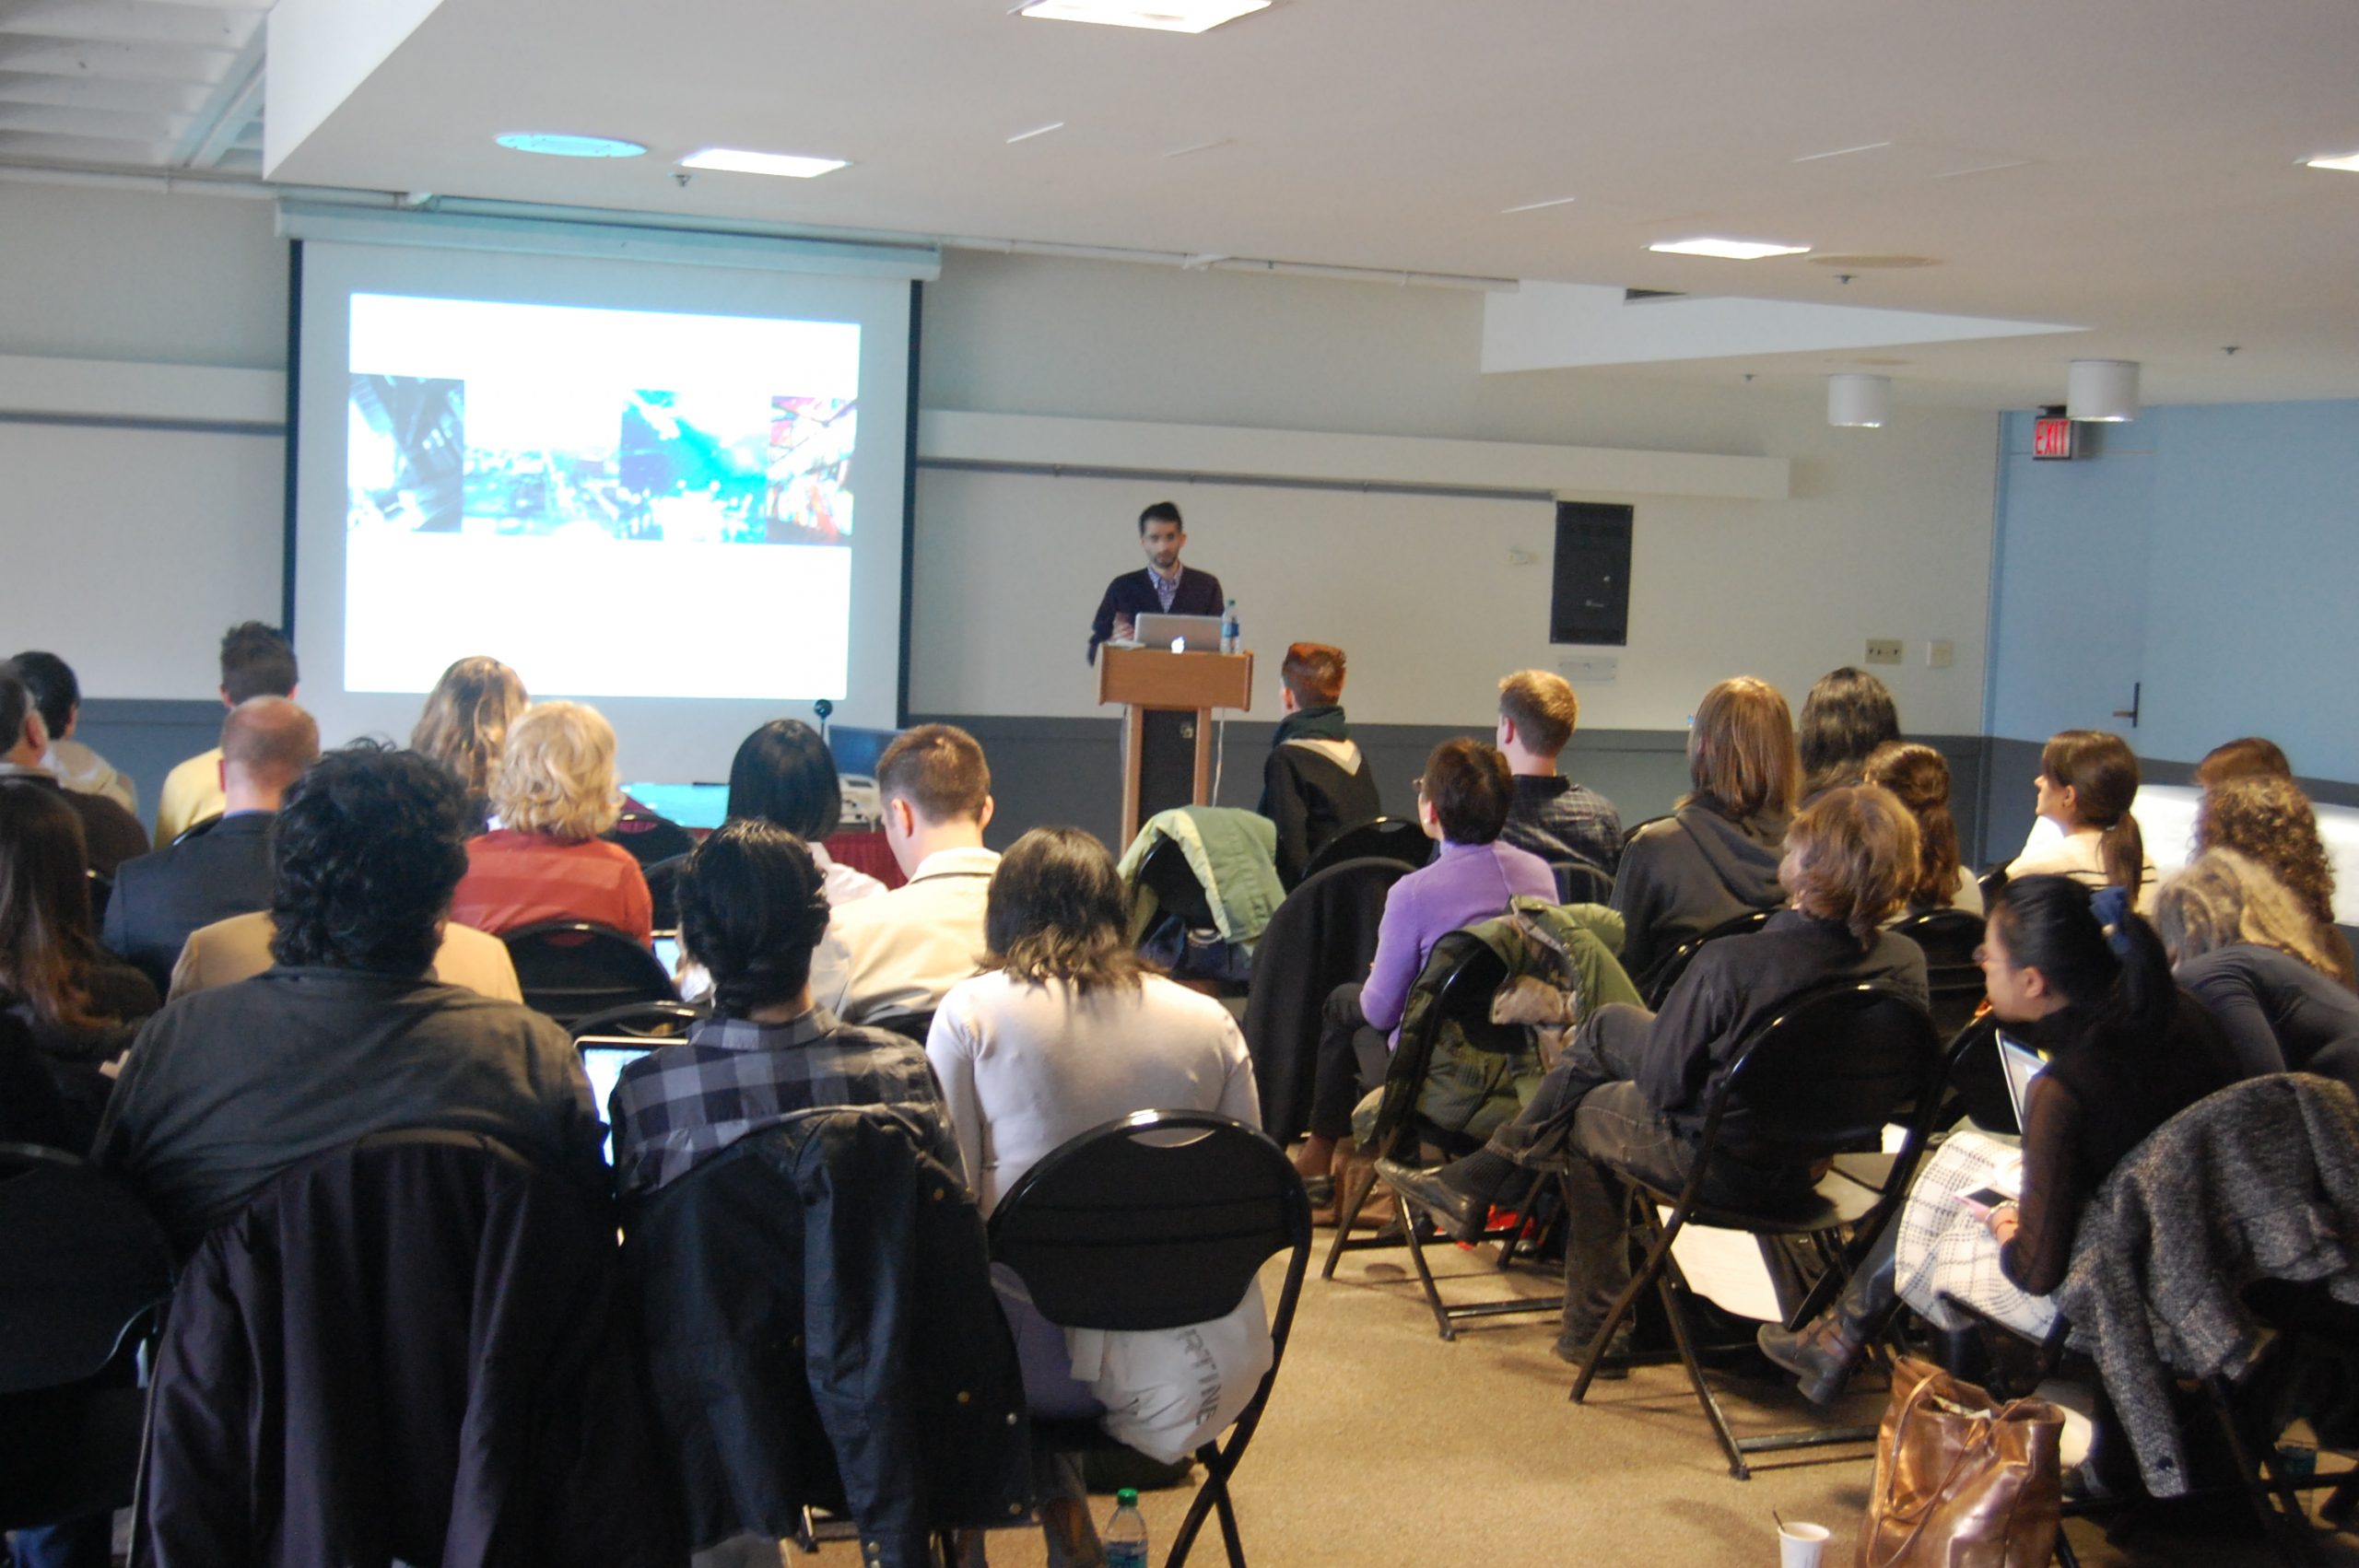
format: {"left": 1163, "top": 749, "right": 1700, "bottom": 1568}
{"left": 1778, "top": 1521, "right": 1830, "bottom": 1568}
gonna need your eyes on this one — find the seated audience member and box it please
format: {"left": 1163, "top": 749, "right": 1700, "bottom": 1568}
{"left": 12, "top": 649, "right": 135, "bottom": 813}
{"left": 2155, "top": 848, "right": 2359, "bottom": 1088}
{"left": 1388, "top": 786, "right": 1930, "bottom": 1364}
{"left": 2196, "top": 774, "right": 2355, "bottom": 987}
{"left": 1292, "top": 738, "right": 1555, "bottom": 1184}
{"left": 2003, "top": 729, "right": 2155, "bottom": 907}
{"left": 928, "top": 825, "right": 1267, "bottom": 1564}
{"left": 1864, "top": 742, "right": 1982, "bottom": 918}
{"left": 1799, "top": 666, "right": 1902, "bottom": 802}
{"left": 0, "top": 663, "right": 148, "bottom": 875}
{"left": 1757, "top": 876, "right": 2236, "bottom": 1403}
{"left": 94, "top": 743, "right": 604, "bottom": 1253}
{"left": 609, "top": 821, "right": 954, "bottom": 1198}
{"left": 809, "top": 724, "right": 998, "bottom": 1026}
{"left": 157, "top": 621, "right": 299, "bottom": 843}
{"left": 410, "top": 654, "right": 528, "bottom": 835}
{"left": 450, "top": 700, "right": 653, "bottom": 943}
{"left": 2194, "top": 734, "right": 2294, "bottom": 790}
{"left": 1, "top": 779, "right": 158, "bottom": 1135}
{"left": 727, "top": 718, "right": 886, "bottom": 905}
{"left": 103, "top": 696, "right": 319, "bottom": 995}
{"left": 169, "top": 907, "right": 522, "bottom": 1003}
{"left": 1258, "top": 641, "right": 1379, "bottom": 886}
{"left": 1495, "top": 668, "right": 1622, "bottom": 883}
{"left": 1612, "top": 675, "right": 1797, "bottom": 980}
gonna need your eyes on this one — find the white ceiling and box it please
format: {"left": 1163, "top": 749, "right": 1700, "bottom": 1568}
{"left": 0, "top": 0, "right": 267, "bottom": 171}
{"left": 34, "top": 0, "right": 2359, "bottom": 408}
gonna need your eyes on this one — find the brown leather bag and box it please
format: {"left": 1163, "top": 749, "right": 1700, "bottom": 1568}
{"left": 1858, "top": 1356, "right": 2066, "bottom": 1568}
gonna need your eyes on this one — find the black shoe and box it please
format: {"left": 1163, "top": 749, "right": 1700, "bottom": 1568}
{"left": 1375, "top": 1158, "right": 1485, "bottom": 1244}
{"left": 1300, "top": 1173, "right": 1334, "bottom": 1207}
{"left": 1756, "top": 1316, "right": 1864, "bottom": 1408}
{"left": 1555, "top": 1323, "right": 1637, "bottom": 1379}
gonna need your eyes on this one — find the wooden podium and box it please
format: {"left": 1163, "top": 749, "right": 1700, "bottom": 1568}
{"left": 1097, "top": 646, "right": 1255, "bottom": 847}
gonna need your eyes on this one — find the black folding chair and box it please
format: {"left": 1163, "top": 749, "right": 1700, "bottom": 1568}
{"left": 85, "top": 868, "right": 112, "bottom": 926}
{"left": 1565, "top": 983, "right": 1942, "bottom": 1479}
{"left": 566, "top": 999, "right": 700, "bottom": 1041}
{"left": 1302, "top": 817, "right": 1429, "bottom": 881}
{"left": 990, "top": 1111, "right": 1311, "bottom": 1568}
{"left": 1554, "top": 861, "right": 1614, "bottom": 907}
{"left": 1894, "top": 907, "right": 1988, "bottom": 1038}
{"left": 503, "top": 919, "right": 678, "bottom": 1027}
{"left": 642, "top": 851, "right": 689, "bottom": 931}
{"left": 1136, "top": 837, "right": 1218, "bottom": 930}
{"left": 0, "top": 1142, "right": 174, "bottom": 1533}
{"left": 1636, "top": 908, "right": 1774, "bottom": 1008}
{"left": 1320, "top": 936, "right": 1566, "bottom": 1339}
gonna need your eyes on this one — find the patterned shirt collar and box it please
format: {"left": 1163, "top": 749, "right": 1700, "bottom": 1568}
{"left": 1147, "top": 562, "right": 1183, "bottom": 612}
{"left": 687, "top": 1007, "right": 838, "bottom": 1052}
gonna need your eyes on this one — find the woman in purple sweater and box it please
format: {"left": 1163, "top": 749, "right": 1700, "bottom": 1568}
{"left": 1294, "top": 738, "right": 1556, "bottom": 1195}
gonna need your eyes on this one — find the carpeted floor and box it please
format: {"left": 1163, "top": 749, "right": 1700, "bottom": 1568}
{"left": 765, "top": 1225, "right": 2359, "bottom": 1567}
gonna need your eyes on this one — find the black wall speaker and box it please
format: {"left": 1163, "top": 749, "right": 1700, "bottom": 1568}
{"left": 1550, "top": 501, "right": 1633, "bottom": 646}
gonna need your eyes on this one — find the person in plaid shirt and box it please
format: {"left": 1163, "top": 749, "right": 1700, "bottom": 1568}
{"left": 608, "top": 821, "right": 957, "bottom": 1197}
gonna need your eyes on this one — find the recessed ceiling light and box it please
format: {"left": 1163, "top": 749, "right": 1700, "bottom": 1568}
{"left": 1649, "top": 237, "right": 1811, "bottom": 261}
{"left": 678, "top": 147, "right": 850, "bottom": 179}
{"left": 495, "top": 133, "right": 646, "bottom": 158}
{"left": 1015, "top": 0, "right": 1271, "bottom": 34}
{"left": 2305, "top": 151, "right": 2359, "bottom": 172}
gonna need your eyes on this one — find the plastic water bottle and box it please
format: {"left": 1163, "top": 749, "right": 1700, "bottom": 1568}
{"left": 1220, "top": 599, "right": 1240, "bottom": 655}
{"left": 1105, "top": 1488, "right": 1149, "bottom": 1568}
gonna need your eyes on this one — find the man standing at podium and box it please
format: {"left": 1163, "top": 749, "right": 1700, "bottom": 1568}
{"left": 1089, "top": 500, "right": 1228, "bottom": 834}
{"left": 1086, "top": 500, "right": 1226, "bottom": 664}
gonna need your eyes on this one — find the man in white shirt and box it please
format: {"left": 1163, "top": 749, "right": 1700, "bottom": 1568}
{"left": 808, "top": 724, "right": 999, "bottom": 1025}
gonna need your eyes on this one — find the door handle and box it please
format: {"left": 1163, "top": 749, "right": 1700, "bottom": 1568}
{"left": 2110, "top": 682, "right": 2141, "bottom": 729}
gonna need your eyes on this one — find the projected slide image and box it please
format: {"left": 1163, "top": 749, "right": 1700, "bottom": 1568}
{"left": 349, "top": 375, "right": 465, "bottom": 533}
{"left": 341, "top": 292, "right": 866, "bottom": 700}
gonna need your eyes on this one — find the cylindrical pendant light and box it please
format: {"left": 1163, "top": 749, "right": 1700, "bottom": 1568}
{"left": 2067, "top": 359, "right": 2140, "bottom": 422}
{"left": 1827, "top": 373, "right": 1890, "bottom": 428}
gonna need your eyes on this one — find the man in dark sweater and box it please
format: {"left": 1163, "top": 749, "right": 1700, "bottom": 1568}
{"left": 1496, "top": 670, "right": 1622, "bottom": 887}
{"left": 104, "top": 696, "right": 320, "bottom": 995}
{"left": 1086, "top": 499, "right": 1226, "bottom": 664}
{"left": 1258, "top": 641, "right": 1380, "bottom": 887}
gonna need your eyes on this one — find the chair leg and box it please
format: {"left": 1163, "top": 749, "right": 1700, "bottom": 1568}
{"left": 1656, "top": 1247, "right": 1751, "bottom": 1480}
{"left": 2201, "top": 1375, "right": 2316, "bottom": 1565}
{"left": 1399, "top": 1190, "right": 1460, "bottom": 1341}
{"left": 1317, "top": 1156, "right": 1379, "bottom": 1280}
{"left": 1165, "top": 1437, "right": 1248, "bottom": 1568}
{"left": 2052, "top": 1520, "right": 2083, "bottom": 1568}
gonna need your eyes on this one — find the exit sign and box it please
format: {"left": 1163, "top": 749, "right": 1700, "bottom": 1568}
{"left": 2033, "top": 415, "right": 2076, "bottom": 460}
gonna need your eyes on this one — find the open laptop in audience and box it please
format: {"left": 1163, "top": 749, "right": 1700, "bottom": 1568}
{"left": 578, "top": 1040, "right": 654, "bottom": 1165}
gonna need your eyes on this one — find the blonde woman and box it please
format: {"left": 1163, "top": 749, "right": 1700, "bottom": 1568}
{"left": 2155, "top": 848, "right": 2359, "bottom": 1088}
{"left": 411, "top": 656, "right": 528, "bottom": 833}
{"left": 449, "top": 701, "right": 652, "bottom": 942}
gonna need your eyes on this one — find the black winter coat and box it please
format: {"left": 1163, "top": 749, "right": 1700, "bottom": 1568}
{"left": 623, "top": 1108, "right": 1031, "bottom": 1567}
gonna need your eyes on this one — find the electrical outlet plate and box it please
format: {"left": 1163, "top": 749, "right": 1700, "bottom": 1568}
{"left": 1927, "top": 639, "right": 1954, "bottom": 669}
{"left": 1865, "top": 639, "right": 1903, "bottom": 666}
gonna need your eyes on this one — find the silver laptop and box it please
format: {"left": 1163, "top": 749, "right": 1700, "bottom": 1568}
{"left": 1995, "top": 1031, "right": 2046, "bottom": 1132}
{"left": 1133, "top": 612, "right": 1226, "bottom": 652}
{"left": 578, "top": 1040, "right": 655, "bottom": 1165}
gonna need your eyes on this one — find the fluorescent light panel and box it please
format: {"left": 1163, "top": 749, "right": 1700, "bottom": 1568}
{"left": 1649, "top": 237, "right": 1812, "bottom": 260}
{"left": 679, "top": 147, "right": 849, "bottom": 179}
{"left": 495, "top": 133, "right": 645, "bottom": 158}
{"left": 1016, "top": 0, "right": 1271, "bottom": 33}
{"left": 2306, "top": 152, "right": 2359, "bottom": 172}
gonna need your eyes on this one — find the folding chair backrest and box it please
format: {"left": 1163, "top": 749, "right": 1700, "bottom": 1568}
{"left": 1554, "top": 861, "right": 1615, "bottom": 907}
{"left": 503, "top": 920, "right": 678, "bottom": 1025}
{"left": 0, "top": 1145, "right": 173, "bottom": 1393}
{"left": 989, "top": 1111, "right": 1309, "bottom": 1333}
{"left": 1303, "top": 817, "right": 1429, "bottom": 880}
{"left": 1362, "top": 931, "right": 1510, "bottom": 1159}
{"left": 1714, "top": 984, "right": 1941, "bottom": 1164}
{"left": 1640, "top": 907, "right": 1774, "bottom": 1007}
{"left": 1895, "top": 907, "right": 1988, "bottom": 1037}
{"left": 567, "top": 1000, "right": 701, "bottom": 1041}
